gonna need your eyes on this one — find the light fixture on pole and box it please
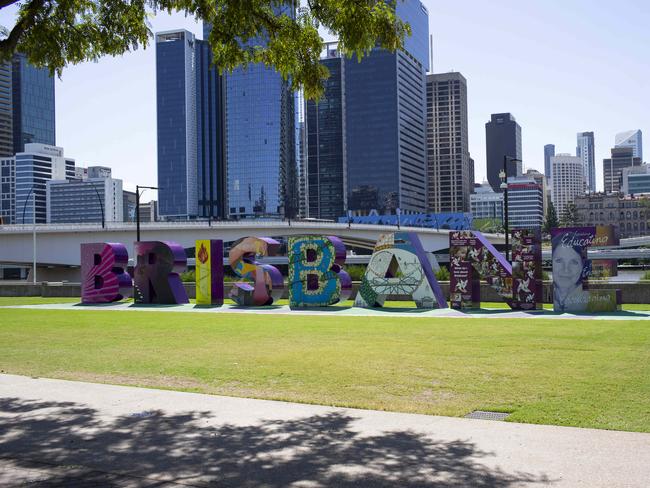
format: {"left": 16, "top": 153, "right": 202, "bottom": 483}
{"left": 501, "top": 156, "right": 522, "bottom": 262}
{"left": 136, "top": 185, "right": 159, "bottom": 242}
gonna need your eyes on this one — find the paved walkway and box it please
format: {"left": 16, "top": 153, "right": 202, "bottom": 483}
{"left": 3, "top": 302, "right": 650, "bottom": 320}
{"left": 1, "top": 375, "right": 649, "bottom": 487}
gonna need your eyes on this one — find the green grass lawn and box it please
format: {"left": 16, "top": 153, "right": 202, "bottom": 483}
{"left": 0, "top": 305, "right": 649, "bottom": 433}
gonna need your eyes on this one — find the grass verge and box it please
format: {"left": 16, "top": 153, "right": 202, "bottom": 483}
{"left": 0, "top": 306, "right": 649, "bottom": 432}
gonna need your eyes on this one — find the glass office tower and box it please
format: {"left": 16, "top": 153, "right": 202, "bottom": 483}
{"left": 344, "top": 0, "right": 429, "bottom": 215}
{"left": 305, "top": 46, "right": 345, "bottom": 220}
{"left": 223, "top": 4, "right": 297, "bottom": 219}
{"left": 156, "top": 30, "right": 198, "bottom": 219}
{"left": 12, "top": 53, "right": 55, "bottom": 153}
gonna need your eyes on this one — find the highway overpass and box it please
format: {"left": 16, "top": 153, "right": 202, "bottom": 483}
{"left": 0, "top": 221, "right": 505, "bottom": 268}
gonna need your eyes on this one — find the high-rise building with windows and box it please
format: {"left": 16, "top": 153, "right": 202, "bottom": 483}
{"left": 507, "top": 176, "right": 544, "bottom": 229}
{"left": 576, "top": 131, "right": 596, "bottom": 193}
{"left": 15, "top": 143, "right": 75, "bottom": 224}
{"left": 621, "top": 165, "right": 650, "bottom": 196}
{"left": 615, "top": 129, "right": 643, "bottom": 160}
{"left": 12, "top": 53, "right": 56, "bottom": 153}
{"left": 0, "top": 62, "right": 12, "bottom": 157}
{"left": 0, "top": 156, "right": 15, "bottom": 224}
{"left": 155, "top": 30, "right": 199, "bottom": 220}
{"left": 543, "top": 144, "right": 555, "bottom": 184}
{"left": 551, "top": 154, "right": 584, "bottom": 217}
{"left": 47, "top": 176, "right": 123, "bottom": 224}
{"left": 486, "top": 113, "right": 522, "bottom": 193}
{"left": 343, "top": 0, "right": 429, "bottom": 215}
{"left": 223, "top": 4, "right": 297, "bottom": 219}
{"left": 603, "top": 146, "right": 642, "bottom": 194}
{"left": 426, "top": 71, "right": 470, "bottom": 212}
{"left": 305, "top": 44, "right": 346, "bottom": 220}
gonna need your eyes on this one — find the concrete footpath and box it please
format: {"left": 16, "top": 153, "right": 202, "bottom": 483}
{"left": 1, "top": 375, "right": 649, "bottom": 487}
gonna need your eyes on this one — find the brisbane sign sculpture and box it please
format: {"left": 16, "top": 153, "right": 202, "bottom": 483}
{"left": 80, "top": 227, "right": 621, "bottom": 313}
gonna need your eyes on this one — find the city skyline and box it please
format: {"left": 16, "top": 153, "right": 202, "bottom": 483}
{"left": 0, "top": 1, "right": 648, "bottom": 195}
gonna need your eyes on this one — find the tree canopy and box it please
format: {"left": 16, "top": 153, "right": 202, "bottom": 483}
{"left": 0, "top": 0, "right": 410, "bottom": 99}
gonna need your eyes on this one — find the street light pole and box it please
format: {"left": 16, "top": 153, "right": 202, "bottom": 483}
{"left": 32, "top": 191, "right": 36, "bottom": 284}
{"left": 501, "top": 155, "right": 522, "bottom": 262}
{"left": 136, "top": 185, "right": 159, "bottom": 242}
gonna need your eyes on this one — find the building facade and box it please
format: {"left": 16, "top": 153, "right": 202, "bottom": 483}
{"left": 14, "top": 144, "right": 75, "bottom": 224}
{"left": 12, "top": 53, "right": 56, "bottom": 153}
{"left": 47, "top": 177, "right": 123, "bottom": 224}
{"left": 485, "top": 113, "right": 522, "bottom": 193}
{"left": 470, "top": 181, "right": 503, "bottom": 221}
{"left": 551, "top": 154, "right": 584, "bottom": 218}
{"left": 343, "top": 1, "right": 429, "bottom": 216}
{"left": 156, "top": 30, "right": 199, "bottom": 220}
{"left": 426, "top": 71, "right": 471, "bottom": 213}
{"left": 615, "top": 129, "right": 643, "bottom": 160}
{"left": 576, "top": 131, "right": 596, "bottom": 193}
{"left": 575, "top": 193, "right": 649, "bottom": 238}
{"left": 305, "top": 47, "right": 346, "bottom": 220}
{"left": 507, "top": 177, "right": 544, "bottom": 229}
{"left": 0, "top": 156, "right": 15, "bottom": 224}
{"left": 543, "top": 144, "right": 555, "bottom": 184}
{"left": 621, "top": 165, "right": 650, "bottom": 195}
{"left": 0, "top": 62, "right": 12, "bottom": 157}
{"left": 524, "top": 168, "right": 548, "bottom": 217}
{"left": 603, "top": 146, "right": 642, "bottom": 194}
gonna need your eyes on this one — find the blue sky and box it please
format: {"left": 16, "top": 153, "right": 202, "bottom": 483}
{"left": 1, "top": 0, "right": 648, "bottom": 195}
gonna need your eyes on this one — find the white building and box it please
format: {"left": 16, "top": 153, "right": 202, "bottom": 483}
{"left": 615, "top": 129, "right": 643, "bottom": 160}
{"left": 470, "top": 181, "right": 503, "bottom": 221}
{"left": 551, "top": 154, "right": 585, "bottom": 218}
{"left": 15, "top": 143, "right": 75, "bottom": 224}
{"left": 47, "top": 173, "right": 123, "bottom": 224}
{"left": 621, "top": 164, "right": 650, "bottom": 196}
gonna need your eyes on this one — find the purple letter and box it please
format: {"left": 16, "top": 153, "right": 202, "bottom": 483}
{"left": 81, "top": 243, "right": 132, "bottom": 303}
{"left": 134, "top": 241, "right": 189, "bottom": 304}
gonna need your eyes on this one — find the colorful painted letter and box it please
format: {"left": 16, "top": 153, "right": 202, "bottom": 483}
{"left": 229, "top": 237, "right": 284, "bottom": 306}
{"left": 551, "top": 226, "right": 620, "bottom": 313}
{"left": 288, "top": 235, "right": 352, "bottom": 307}
{"left": 80, "top": 243, "right": 132, "bottom": 303}
{"left": 195, "top": 239, "right": 224, "bottom": 306}
{"left": 355, "top": 232, "right": 447, "bottom": 309}
{"left": 449, "top": 229, "right": 542, "bottom": 310}
{"left": 134, "top": 241, "right": 189, "bottom": 304}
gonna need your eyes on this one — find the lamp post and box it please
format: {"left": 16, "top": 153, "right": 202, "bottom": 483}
{"left": 500, "top": 156, "right": 522, "bottom": 262}
{"left": 89, "top": 180, "right": 105, "bottom": 229}
{"left": 20, "top": 186, "right": 37, "bottom": 283}
{"left": 136, "top": 185, "right": 158, "bottom": 242}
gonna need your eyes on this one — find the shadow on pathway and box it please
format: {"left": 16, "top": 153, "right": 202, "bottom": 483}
{"left": 0, "top": 397, "right": 552, "bottom": 487}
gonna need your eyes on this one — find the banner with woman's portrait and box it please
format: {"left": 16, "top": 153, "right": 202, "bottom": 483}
{"left": 551, "top": 227, "right": 620, "bottom": 313}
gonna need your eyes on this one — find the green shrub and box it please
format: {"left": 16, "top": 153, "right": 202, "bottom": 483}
{"left": 346, "top": 264, "right": 367, "bottom": 281}
{"left": 642, "top": 271, "right": 650, "bottom": 281}
{"left": 180, "top": 270, "right": 195, "bottom": 283}
{"left": 436, "top": 266, "right": 450, "bottom": 281}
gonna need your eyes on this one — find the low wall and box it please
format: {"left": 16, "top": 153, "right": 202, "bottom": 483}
{"left": 2, "top": 281, "right": 650, "bottom": 304}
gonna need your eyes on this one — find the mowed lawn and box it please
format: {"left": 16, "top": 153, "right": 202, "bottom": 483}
{"left": 0, "top": 305, "right": 649, "bottom": 433}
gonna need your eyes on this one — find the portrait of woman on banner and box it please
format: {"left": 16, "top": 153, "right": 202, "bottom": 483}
{"left": 551, "top": 233, "right": 592, "bottom": 313}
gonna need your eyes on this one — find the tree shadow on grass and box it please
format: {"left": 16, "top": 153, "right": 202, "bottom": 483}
{"left": 0, "top": 397, "right": 553, "bottom": 487}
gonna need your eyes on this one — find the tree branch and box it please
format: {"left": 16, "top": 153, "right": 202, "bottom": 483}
{"left": 0, "top": 0, "right": 47, "bottom": 61}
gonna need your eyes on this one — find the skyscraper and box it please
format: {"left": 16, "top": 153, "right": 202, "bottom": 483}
{"left": 12, "top": 53, "right": 56, "bottom": 153}
{"left": 551, "top": 154, "right": 584, "bottom": 217}
{"left": 485, "top": 113, "right": 522, "bottom": 193}
{"left": 576, "top": 132, "right": 596, "bottom": 193}
{"left": 305, "top": 44, "right": 346, "bottom": 220}
{"left": 0, "top": 62, "right": 12, "bottom": 157}
{"left": 603, "top": 147, "right": 642, "bottom": 194}
{"left": 615, "top": 130, "right": 643, "bottom": 160}
{"left": 223, "top": 4, "right": 297, "bottom": 219}
{"left": 426, "top": 72, "right": 471, "bottom": 212}
{"left": 344, "top": 0, "right": 429, "bottom": 215}
{"left": 543, "top": 144, "right": 555, "bottom": 184}
{"left": 156, "top": 30, "right": 199, "bottom": 220}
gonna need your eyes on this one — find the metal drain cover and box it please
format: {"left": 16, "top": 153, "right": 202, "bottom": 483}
{"left": 465, "top": 410, "right": 510, "bottom": 421}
